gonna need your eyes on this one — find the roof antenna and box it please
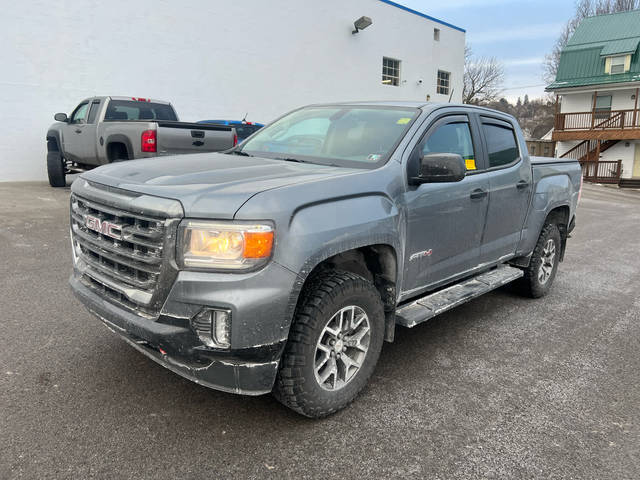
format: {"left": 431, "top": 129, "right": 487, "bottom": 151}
{"left": 448, "top": 88, "right": 455, "bottom": 103}
{"left": 241, "top": 112, "right": 248, "bottom": 122}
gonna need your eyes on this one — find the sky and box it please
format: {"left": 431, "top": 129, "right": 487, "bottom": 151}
{"left": 399, "top": 0, "right": 577, "bottom": 102}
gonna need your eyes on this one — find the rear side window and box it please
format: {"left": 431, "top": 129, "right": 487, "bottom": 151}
{"left": 104, "top": 100, "right": 178, "bottom": 121}
{"left": 422, "top": 122, "right": 476, "bottom": 170}
{"left": 483, "top": 123, "right": 519, "bottom": 168}
{"left": 87, "top": 101, "right": 101, "bottom": 124}
{"left": 235, "top": 124, "right": 263, "bottom": 139}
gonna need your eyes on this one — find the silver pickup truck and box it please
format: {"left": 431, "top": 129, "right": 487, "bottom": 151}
{"left": 46, "top": 96, "right": 237, "bottom": 187}
{"left": 69, "top": 102, "right": 582, "bottom": 417}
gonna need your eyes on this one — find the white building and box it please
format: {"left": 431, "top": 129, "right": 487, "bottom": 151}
{"left": 546, "top": 10, "right": 640, "bottom": 187}
{"left": 0, "top": 0, "right": 465, "bottom": 182}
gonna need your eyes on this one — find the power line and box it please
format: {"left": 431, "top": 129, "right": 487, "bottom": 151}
{"left": 502, "top": 83, "right": 547, "bottom": 90}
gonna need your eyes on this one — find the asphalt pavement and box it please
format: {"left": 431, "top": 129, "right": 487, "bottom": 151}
{"left": 1, "top": 181, "right": 639, "bottom": 479}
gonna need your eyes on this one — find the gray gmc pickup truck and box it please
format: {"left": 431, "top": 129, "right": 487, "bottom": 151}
{"left": 69, "top": 102, "right": 581, "bottom": 417}
{"left": 47, "top": 96, "right": 237, "bottom": 187}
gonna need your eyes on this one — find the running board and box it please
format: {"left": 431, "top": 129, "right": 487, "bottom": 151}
{"left": 395, "top": 265, "right": 524, "bottom": 328}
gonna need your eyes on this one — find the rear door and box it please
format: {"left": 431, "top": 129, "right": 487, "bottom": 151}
{"left": 402, "top": 112, "right": 490, "bottom": 293}
{"left": 478, "top": 116, "right": 532, "bottom": 264}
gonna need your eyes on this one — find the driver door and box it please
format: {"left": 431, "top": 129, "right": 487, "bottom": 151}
{"left": 402, "top": 113, "right": 490, "bottom": 294}
{"left": 61, "top": 101, "right": 90, "bottom": 163}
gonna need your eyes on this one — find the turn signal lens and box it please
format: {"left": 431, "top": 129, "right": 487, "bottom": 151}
{"left": 179, "top": 220, "right": 274, "bottom": 270}
{"left": 243, "top": 231, "right": 274, "bottom": 258}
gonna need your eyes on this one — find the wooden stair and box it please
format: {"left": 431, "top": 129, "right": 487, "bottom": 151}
{"left": 619, "top": 178, "right": 640, "bottom": 189}
{"left": 560, "top": 139, "right": 619, "bottom": 163}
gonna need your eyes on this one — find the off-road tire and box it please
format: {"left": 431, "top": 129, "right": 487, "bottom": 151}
{"left": 517, "top": 222, "right": 562, "bottom": 298}
{"left": 274, "top": 270, "right": 385, "bottom": 418}
{"left": 47, "top": 150, "right": 66, "bottom": 187}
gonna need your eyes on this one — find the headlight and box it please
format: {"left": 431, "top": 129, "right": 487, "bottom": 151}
{"left": 178, "top": 220, "right": 274, "bottom": 270}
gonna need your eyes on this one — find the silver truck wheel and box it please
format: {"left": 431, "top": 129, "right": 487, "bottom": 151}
{"left": 314, "top": 305, "right": 371, "bottom": 391}
{"left": 538, "top": 239, "right": 556, "bottom": 285}
{"left": 517, "top": 222, "right": 562, "bottom": 298}
{"left": 274, "top": 270, "right": 384, "bottom": 418}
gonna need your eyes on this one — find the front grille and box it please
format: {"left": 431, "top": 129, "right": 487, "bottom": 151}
{"left": 70, "top": 192, "right": 176, "bottom": 317}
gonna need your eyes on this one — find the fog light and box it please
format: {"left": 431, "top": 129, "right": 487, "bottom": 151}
{"left": 192, "top": 308, "right": 231, "bottom": 349}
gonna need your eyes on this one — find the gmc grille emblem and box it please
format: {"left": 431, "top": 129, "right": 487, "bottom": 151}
{"left": 84, "top": 215, "right": 123, "bottom": 240}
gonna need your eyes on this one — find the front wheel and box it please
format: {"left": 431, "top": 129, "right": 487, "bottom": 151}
{"left": 274, "top": 270, "right": 385, "bottom": 418}
{"left": 47, "top": 150, "right": 66, "bottom": 187}
{"left": 517, "top": 222, "right": 562, "bottom": 298}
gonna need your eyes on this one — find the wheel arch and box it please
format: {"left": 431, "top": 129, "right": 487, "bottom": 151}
{"left": 105, "top": 134, "right": 133, "bottom": 161}
{"left": 544, "top": 205, "right": 571, "bottom": 261}
{"left": 46, "top": 129, "right": 62, "bottom": 153}
{"left": 512, "top": 203, "right": 571, "bottom": 268}
{"left": 286, "top": 242, "right": 399, "bottom": 343}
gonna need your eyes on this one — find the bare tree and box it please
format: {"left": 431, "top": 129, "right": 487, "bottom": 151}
{"left": 544, "top": 0, "right": 640, "bottom": 82}
{"left": 463, "top": 45, "right": 505, "bottom": 105}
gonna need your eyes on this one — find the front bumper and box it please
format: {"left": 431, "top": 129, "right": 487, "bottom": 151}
{"left": 70, "top": 261, "right": 297, "bottom": 395}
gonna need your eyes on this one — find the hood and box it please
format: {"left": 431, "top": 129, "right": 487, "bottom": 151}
{"left": 81, "top": 152, "right": 355, "bottom": 218}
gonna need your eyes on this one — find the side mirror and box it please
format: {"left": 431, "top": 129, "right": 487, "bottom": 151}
{"left": 54, "top": 113, "right": 68, "bottom": 122}
{"left": 412, "top": 153, "right": 466, "bottom": 184}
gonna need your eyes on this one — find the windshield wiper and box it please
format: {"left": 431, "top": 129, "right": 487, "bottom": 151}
{"left": 229, "top": 149, "right": 252, "bottom": 156}
{"left": 274, "top": 157, "right": 308, "bottom": 163}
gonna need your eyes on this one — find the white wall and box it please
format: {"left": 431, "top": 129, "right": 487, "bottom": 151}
{"left": 560, "top": 87, "right": 639, "bottom": 113}
{"left": 601, "top": 140, "right": 639, "bottom": 179}
{"left": 0, "top": 0, "right": 465, "bottom": 181}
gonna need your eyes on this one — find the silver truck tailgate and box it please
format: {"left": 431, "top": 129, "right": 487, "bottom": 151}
{"left": 156, "top": 122, "right": 235, "bottom": 154}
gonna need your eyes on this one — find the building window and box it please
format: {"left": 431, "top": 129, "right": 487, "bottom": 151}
{"left": 606, "top": 54, "right": 630, "bottom": 74}
{"left": 382, "top": 57, "right": 400, "bottom": 86}
{"left": 434, "top": 28, "right": 440, "bottom": 41}
{"left": 593, "top": 94, "right": 612, "bottom": 119}
{"left": 610, "top": 55, "right": 626, "bottom": 74}
{"left": 437, "top": 70, "right": 450, "bottom": 95}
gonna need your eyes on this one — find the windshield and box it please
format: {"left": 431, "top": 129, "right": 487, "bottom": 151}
{"left": 239, "top": 106, "right": 419, "bottom": 168}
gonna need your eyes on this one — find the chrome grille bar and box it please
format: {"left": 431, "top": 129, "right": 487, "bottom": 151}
{"left": 70, "top": 191, "right": 176, "bottom": 316}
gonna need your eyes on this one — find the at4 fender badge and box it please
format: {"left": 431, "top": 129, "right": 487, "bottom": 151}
{"left": 409, "top": 249, "right": 432, "bottom": 262}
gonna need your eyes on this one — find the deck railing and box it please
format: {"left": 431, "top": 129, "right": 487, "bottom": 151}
{"left": 554, "top": 109, "right": 640, "bottom": 132}
{"left": 580, "top": 160, "right": 622, "bottom": 184}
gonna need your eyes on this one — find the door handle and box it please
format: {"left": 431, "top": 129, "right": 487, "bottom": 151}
{"left": 75, "top": 129, "right": 82, "bottom": 134}
{"left": 470, "top": 188, "right": 488, "bottom": 200}
{"left": 516, "top": 180, "right": 530, "bottom": 190}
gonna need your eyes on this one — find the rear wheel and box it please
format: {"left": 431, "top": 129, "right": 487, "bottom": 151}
{"left": 108, "top": 143, "right": 129, "bottom": 162}
{"left": 274, "top": 270, "right": 384, "bottom": 418}
{"left": 47, "top": 150, "right": 66, "bottom": 187}
{"left": 517, "top": 222, "right": 562, "bottom": 298}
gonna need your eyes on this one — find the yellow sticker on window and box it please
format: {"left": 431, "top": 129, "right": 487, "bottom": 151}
{"left": 396, "top": 118, "right": 411, "bottom": 125}
{"left": 465, "top": 158, "right": 476, "bottom": 170}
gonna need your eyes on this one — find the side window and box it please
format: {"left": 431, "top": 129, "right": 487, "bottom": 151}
{"left": 483, "top": 123, "right": 519, "bottom": 168}
{"left": 86, "top": 101, "right": 101, "bottom": 124}
{"left": 422, "top": 122, "right": 476, "bottom": 170}
{"left": 70, "top": 102, "right": 89, "bottom": 124}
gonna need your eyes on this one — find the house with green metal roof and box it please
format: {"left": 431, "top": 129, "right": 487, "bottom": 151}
{"left": 546, "top": 9, "right": 640, "bottom": 187}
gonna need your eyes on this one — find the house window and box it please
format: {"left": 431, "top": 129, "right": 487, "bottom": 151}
{"left": 382, "top": 57, "right": 400, "bottom": 86}
{"left": 593, "top": 94, "right": 612, "bottom": 120}
{"left": 434, "top": 28, "right": 440, "bottom": 41}
{"left": 610, "top": 55, "right": 626, "bottom": 74}
{"left": 437, "top": 70, "right": 450, "bottom": 95}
